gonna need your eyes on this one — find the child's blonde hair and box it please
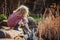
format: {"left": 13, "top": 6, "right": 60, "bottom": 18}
{"left": 13, "top": 5, "right": 29, "bottom": 18}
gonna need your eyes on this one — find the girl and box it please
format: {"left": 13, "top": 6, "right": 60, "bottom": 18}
{"left": 7, "top": 5, "right": 31, "bottom": 32}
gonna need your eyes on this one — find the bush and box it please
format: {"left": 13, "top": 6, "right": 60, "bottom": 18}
{"left": 0, "top": 14, "right": 7, "bottom": 21}
{"left": 37, "top": 13, "right": 60, "bottom": 40}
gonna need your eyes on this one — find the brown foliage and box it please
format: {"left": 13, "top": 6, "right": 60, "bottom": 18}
{"left": 37, "top": 7, "right": 60, "bottom": 40}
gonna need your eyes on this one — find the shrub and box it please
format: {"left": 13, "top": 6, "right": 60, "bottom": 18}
{"left": 37, "top": 13, "right": 60, "bottom": 40}
{"left": 0, "top": 14, "right": 7, "bottom": 21}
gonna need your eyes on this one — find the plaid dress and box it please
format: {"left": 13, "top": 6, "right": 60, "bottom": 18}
{"left": 7, "top": 13, "right": 23, "bottom": 29}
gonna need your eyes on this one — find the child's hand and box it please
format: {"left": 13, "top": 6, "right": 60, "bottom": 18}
{"left": 21, "top": 22, "right": 25, "bottom": 26}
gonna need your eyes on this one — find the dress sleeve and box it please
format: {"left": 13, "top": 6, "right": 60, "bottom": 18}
{"left": 22, "top": 18, "right": 28, "bottom": 24}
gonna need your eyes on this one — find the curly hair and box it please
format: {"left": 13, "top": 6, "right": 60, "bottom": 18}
{"left": 13, "top": 5, "right": 29, "bottom": 17}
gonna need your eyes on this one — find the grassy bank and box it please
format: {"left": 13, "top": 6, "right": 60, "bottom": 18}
{"left": 29, "top": 13, "right": 42, "bottom": 22}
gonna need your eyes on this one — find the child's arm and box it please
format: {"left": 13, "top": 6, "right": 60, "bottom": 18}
{"left": 18, "top": 19, "right": 22, "bottom": 25}
{"left": 18, "top": 18, "right": 31, "bottom": 32}
{"left": 22, "top": 18, "right": 31, "bottom": 33}
{"left": 24, "top": 23, "right": 31, "bottom": 32}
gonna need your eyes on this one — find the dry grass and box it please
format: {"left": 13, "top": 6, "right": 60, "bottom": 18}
{"left": 37, "top": 7, "right": 60, "bottom": 40}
